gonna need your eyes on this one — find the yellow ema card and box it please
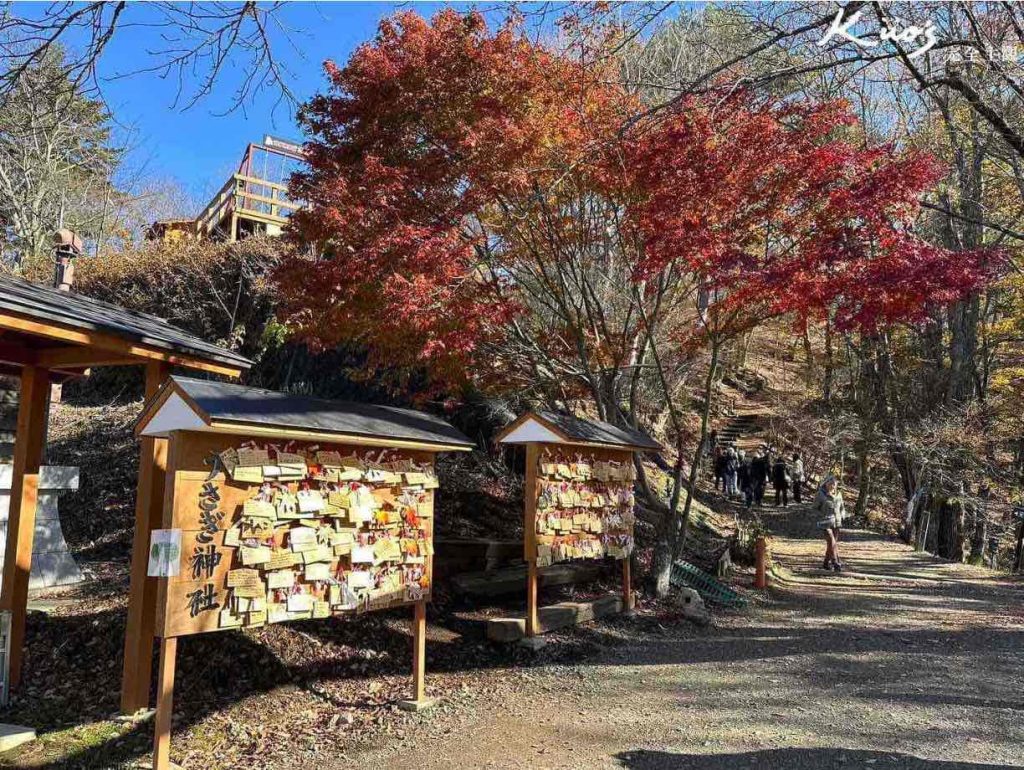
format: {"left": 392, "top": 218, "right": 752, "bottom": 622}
{"left": 226, "top": 568, "right": 261, "bottom": 589}
{"left": 240, "top": 545, "right": 272, "bottom": 566}
{"left": 327, "top": 490, "right": 352, "bottom": 509}
{"left": 231, "top": 465, "right": 264, "bottom": 484}
{"left": 351, "top": 545, "right": 375, "bottom": 564}
{"left": 301, "top": 546, "right": 334, "bottom": 565}
{"left": 289, "top": 527, "right": 318, "bottom": 552}
{"left": 267, "top": 550, "right": 299, "bottom": 570}
{"left": 236, "top": 447, "right": 270, "bottom": 468}
{"left": 287, "top": 592, "right": 314, "bottom": 613}
{"left": 267, "top": 604, "right": 289, "bottom": 624}
{"left": 267, "top": 570, "right": 296, "bottom": 590}
{"left": 224, "top": 525, "right": 242, "bottom": 547}
{"left": 297, "top": 489, "right": 326, "bottom": 513}
{"left": 403, "top": 471, "right": 428, "bottom": 486}
{"left": 373, "top": 538, "right": 402, "bottom": 563}
{"left": 317, "top": 450, "right": 343, "bottom": 466}
{"left": 304, "top": 562, "right": 332, "bottom": 581}
{"left": 219, "top": 608, "right": 245, "bottom": 629}
{"left": 243, "top": 499, "right": 276, "bottom": 520}
{"left": 232, "top": 582, "right": 265, "bottom": 600}
{"left": 276, "top": 493, "right": 302, "bottom": 519}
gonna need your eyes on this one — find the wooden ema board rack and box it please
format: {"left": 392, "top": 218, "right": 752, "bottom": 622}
{"left": 150, "top": 431, "right": 438, "bottom": 769}
{"left": 523, "top": 443, "right": 637, "bottom": 637}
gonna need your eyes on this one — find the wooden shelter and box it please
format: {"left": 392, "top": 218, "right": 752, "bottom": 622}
{"left": 0, "top": 273, "right": 251, "bottom": 710}
{"left": 495, "top": 411, "right": 661, "bottom": 638}
{"left": 134, "top": 377, "right": 473, "bottom": 770}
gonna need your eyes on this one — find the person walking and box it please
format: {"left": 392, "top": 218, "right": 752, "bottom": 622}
{"left": 750, "top": 448, "right": 769, "bottom": 506}
{"left": 713, "top": 445, "right": 726, "bottom": 492}
{"left": 792, "top": 452, "right": 804, "bottom": 504}
{"left": 814, "top": 475, "right": 846, "bottom": 571}
{"left": 737, "top": 451, "right": 754, "bottom": 509}
{"left": 772, "top": 454, "right": 790, "bottom": 507}
{"left": 724, "top": 446, "right": 739, "bottom": 498}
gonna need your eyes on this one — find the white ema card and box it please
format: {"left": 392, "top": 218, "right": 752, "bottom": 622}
{"left": 148, "top": 529, "right": 182, "bottom": 577}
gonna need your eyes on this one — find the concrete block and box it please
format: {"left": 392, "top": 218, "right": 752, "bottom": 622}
{"left": 0, "top": 724, "right": 35, "bottom": 753}
{"left": 487, "top": 593, "right": 625, "bottom": 642}
{"left": 397, "top": 698, "right": 436, "bottom": 713}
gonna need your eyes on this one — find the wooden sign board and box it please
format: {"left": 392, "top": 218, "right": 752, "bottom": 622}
{"left": 154, "top": 431, "right": 437, "bottom": 639}
{"left": 528, "top": 445, "right": 636, "bottom": 567}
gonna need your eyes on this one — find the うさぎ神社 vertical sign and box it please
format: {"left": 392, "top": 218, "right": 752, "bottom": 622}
{"left": 133, "top": 376, "right": 472, "bottom": 770}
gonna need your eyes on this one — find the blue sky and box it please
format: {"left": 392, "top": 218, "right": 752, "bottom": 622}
{"left": 42, "top": 2, "right": 459, "bottom": 204}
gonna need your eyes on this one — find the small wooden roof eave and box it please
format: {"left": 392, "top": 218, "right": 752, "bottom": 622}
{"left": 494, "top": 410, "right": 663, "bottom": 453}
{"left": 135, "top": 377, "right": 475, "bottom": 454}
{"left": 0, "top": 275, "right": 251, "bottom": 378}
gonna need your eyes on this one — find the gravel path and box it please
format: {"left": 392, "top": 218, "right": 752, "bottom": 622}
{"left": 341, "top": 501, "right": 1024, "bottom": 770}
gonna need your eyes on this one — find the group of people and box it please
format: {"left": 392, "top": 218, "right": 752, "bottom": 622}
{"left": 711, "top": 439, "right": 846, "bottom": 572}
{"left": 712, "top": 444, "right": 805, "bottom": 509}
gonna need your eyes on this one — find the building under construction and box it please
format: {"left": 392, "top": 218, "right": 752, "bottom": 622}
{"left": 147, "top": 135, "right": 304, "bottom": 243}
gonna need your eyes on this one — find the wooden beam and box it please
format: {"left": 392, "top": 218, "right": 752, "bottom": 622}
{"left": 0, "top": 342, "right": 35, "bottom": 367}
{"left": 0, "top": 365, "right": 50, "bottom": 687}
{"left": 151, "top": 636, "right": 177, "bottom": 770}
{"left": 0, "top": 310, "right": 245, "bottom": 378}
{"left": 34, "top": 346, "right": 138, "bottom": 369}
{"left": 120, "top": 362, "right": 171, "bottom": 714}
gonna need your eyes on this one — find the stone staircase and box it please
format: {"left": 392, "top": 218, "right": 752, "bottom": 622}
{"left": 715, "top": 412, "right": 764, "bottom": 452}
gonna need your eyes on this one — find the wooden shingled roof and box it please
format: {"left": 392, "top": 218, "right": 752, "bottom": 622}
{"left": 0, "top": 274, "right": 252, "bottom": 376}
{"left": 495, "top": 410, "right": 662, "bottom": 452}
{"left": 137, "top": 376, "right": 475, "bottom": 452}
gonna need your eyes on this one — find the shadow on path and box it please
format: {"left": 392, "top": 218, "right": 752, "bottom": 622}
{"left": 616, "top": 748, "right": 1019, "bottom": 770}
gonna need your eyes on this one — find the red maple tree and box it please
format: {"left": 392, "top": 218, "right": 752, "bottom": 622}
{"left": 278, "top": 10, "right": 1000, "bottom": 591}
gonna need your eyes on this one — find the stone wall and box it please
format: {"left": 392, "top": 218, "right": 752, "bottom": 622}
{"left": 0, "top": 466, "right": 83, "bottom": 590}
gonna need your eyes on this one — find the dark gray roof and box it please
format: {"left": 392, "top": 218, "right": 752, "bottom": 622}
{"left": 0, "top": 274, "right": 251, "bottom": 370}
{"left": 536, "top": 410, "right": 662, "bottom": 451}
{"left": 173, "top": 376, "right": 474, "bottom": 448}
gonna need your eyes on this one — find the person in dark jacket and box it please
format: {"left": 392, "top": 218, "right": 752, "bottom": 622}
{"left": 723, "top": 447, "right": 739, "bottom": 497}
{"left": 737, "top": 450, "right": 753, "bottom": 508}
{"left": 772, "top": 455, "right": 791, "bottom": 507}
{"left": 750, "top": 448, "right": 770, "bottom": 506}
{"left": 713, "top": 446, "right": 726, "bottom": 492}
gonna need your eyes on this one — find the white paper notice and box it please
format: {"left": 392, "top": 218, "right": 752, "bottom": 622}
{"left": 148, "top": 529, "right": 182, "bottom": 577}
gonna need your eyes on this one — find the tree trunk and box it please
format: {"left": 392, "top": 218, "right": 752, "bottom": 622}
{"left": 935, "top": 495, "right": 967, "bottom": 562}
{"left": 1013, "top": 519, "right": 1024, "bottom": 573}
{"left": 649, "top": 342, "right": 720, "bottom": 597}
{"left": 823, "top": 315, "right": 834, "bottom": 405}
{"left": 969, "top": 501, "right": 987, "bottom": 563}
{"left": 853, "top": 445, "right": 871, "bottom": 520}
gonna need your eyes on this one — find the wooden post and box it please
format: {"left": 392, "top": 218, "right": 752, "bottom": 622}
{"left": 524, "top": 443, "right": 539, "bottom": 637}
{"left": 526, "top": 561, "right": 539, "bottom": 637}
{"left": 152, "top": 636, "right": 177, "bottom": 770}
{"left": 622, "top": 557, "right": 634, "bottom": 611}
{"left": 411, "top": 599, "right": 426, "bottom": 703}
{"left": 121, "top": 362, "right": 171, "bottom": 714}
{"left": 0, "top": 365, "right": 50, "bottom": 687}
{"left": 755, "top": 536, "right": 768, "bottom": 589}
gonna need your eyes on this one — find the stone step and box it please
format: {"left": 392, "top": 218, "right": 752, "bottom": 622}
{"left": 486, "top": 593, "right": 625, "bottom": 642}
